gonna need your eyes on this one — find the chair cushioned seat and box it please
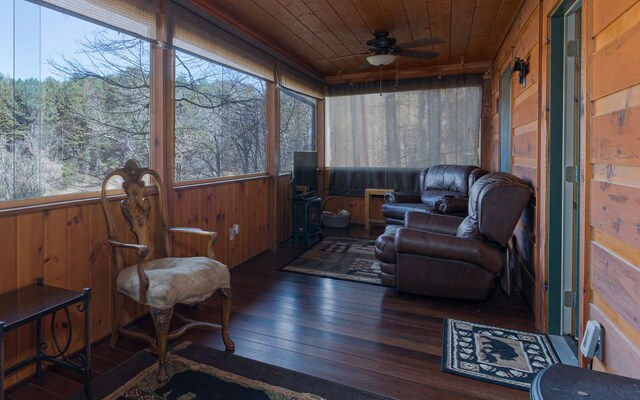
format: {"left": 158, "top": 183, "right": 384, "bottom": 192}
{"left": 117, "top": 257, "right": 230, "bottom": 309}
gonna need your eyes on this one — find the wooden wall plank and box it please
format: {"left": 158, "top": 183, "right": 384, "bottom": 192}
{"left": 592, "top": 0, "right": 638, "bottom": 37}
{"left": 43, "top": 209, "right": 68, "bottom": 288}
{"left": 592, "top": 20, "right": 640, "bottom": 100}
{"left": 591, "top": 103, "right": 640, "bottom": 165}
{"left": 511, "top": 88, "right": 539, "bottom": 128}
{"left": 89, "top": 203, "right": 112, "bottom": 340}
{"left": 590, "top": 242, "right": 640, "bottom": 335}
{"left": 589, "top": 180, "right": 640, "bottom": 249}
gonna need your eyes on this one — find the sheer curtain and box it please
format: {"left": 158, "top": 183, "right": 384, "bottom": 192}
{"left": 325, "top": 75, "right": 482, "bottom": 168}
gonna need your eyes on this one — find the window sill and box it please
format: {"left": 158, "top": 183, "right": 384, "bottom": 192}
{"left": 173, "top": 173, "right": 270, "bottom": 191}
{"left": 0, "top": 187, "right": 159, "bottom": 216}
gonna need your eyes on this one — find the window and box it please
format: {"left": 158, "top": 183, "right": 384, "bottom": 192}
{"left": 0, "top": 0, "right": 151, "bottom": 202}
{"left": 279, "top": 89, "right": 316, "bottom": 173}
{"left": 174, "top": 51, "right": 267, "bottom": 182}
{"left": 325, "top": 75, "right": 482, "bottom": 168}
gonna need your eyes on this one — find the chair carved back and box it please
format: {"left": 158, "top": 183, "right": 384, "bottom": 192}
{"left": 100, "top": 160, "right": 173, "bottom": 272}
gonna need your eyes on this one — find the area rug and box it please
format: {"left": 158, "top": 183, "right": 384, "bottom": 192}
{"left": 282, "top": 236, "right": 382, "bottom": 285}
{"left": 442, "top": 318, "right": 560, "bottom": 391}
{"left": 68, "top": 342, "right": 386, "bottom": 399}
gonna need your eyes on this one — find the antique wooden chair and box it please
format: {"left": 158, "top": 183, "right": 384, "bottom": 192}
{"left": 100, "top": 159, "right": 234, "bottom": 381}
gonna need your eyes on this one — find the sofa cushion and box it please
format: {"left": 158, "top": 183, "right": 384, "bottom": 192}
{"left": 382, "top": 203, "right": 437, "bottom": 221}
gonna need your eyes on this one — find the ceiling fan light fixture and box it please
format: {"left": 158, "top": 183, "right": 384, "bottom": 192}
{"left": 367, "top": 53, "right": 396, "bottom": 66}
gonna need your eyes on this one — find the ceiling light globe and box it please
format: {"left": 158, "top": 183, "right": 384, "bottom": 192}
{"left": 367, "top": 54, "right": 396, "bottom": 66}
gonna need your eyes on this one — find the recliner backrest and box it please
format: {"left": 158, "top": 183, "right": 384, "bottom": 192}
{"left": 456, "top": 173, "right": 533, "bottom": 247}
{"left": 422, "top": 165, "right": 478, "bottom": 192}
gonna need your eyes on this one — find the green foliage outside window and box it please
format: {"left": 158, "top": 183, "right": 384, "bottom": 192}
{"left": 0, "top": 1, "right": 150, "bottom": 202}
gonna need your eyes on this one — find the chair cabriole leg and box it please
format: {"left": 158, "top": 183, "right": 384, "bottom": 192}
{"left": 110, "top": 292, "right": 124, "bottom": 347}
{"left": 220, "top": 288, "right": 235, "bottom": 352}
{"left": 151, "top": 307, "right": 174, "bottom": 382}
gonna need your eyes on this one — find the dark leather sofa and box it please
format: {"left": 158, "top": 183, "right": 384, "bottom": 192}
{"left": 375, "top": 173, "right": 533, "bottom": 300}
{"left": 382, "top": 164, "right": 487, "bottom": 224}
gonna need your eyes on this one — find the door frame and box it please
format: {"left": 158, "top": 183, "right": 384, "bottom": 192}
{"left": 547, "top": 0, "right": 582, "bottom": 336}
{"left": 499, "top": 67, "right": 512, "bottom": 173}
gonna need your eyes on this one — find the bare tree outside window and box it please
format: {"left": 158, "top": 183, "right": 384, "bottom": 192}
{"left": 279, "top": 88, "right": 315, "bottom": 173}
{"left": 0, "top": 1, "right": 150, "bottom": 202}
{"left": 174, "top": 51, "right": 266, "bottom": 181}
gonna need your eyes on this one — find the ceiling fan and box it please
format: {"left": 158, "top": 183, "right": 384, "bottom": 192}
{"left": 358, "top": 31, "right": 442, "bottom": 69}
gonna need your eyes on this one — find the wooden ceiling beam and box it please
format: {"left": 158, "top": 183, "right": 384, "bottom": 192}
{"left": 324, "top": 61, "right": 491, "bottom": 85}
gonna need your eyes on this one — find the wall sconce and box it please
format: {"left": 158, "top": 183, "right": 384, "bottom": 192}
{"left": 513, "top": 57, "right": 529, "bottom": 88}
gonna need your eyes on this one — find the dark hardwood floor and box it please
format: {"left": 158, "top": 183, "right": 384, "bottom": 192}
{"left": 7, "top": 226, "right": 534, "bottom": 400}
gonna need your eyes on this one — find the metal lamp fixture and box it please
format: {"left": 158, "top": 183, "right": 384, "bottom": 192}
{"left": 367, "top": 53, "right": 396, "bottom": 66}
{"left": 512, "top": 57, "right": 529, "bottom": 87}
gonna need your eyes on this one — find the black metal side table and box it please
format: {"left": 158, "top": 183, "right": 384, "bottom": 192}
{"left": 0, "top": 278, "right": 91, "bottom": 399}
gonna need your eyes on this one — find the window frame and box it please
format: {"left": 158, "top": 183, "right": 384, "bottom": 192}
{"left": 278, "top": 87, "right": 317, "bottom": 174}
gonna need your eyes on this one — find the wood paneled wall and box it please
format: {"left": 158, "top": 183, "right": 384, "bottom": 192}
{"left": 0, "top": 177, "right": 270, "bottom": 387}
{"left": 585, "top": 0, "right": 640, "bottom": 378}
{"left": 490, "top": 0, "right": 541, "bottom": 313}
{"left": 491, "top": 0, "right": 640, "bottom": 377}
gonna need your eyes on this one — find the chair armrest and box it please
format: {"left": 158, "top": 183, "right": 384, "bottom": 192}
{"left": 169, "top": 227, "right": 218, "bottom": 238}
{"left": 395, "top": 228, "right": 503, "bottom": 274}
{"left": 385, "top": 191, "right": 421, "bottom": 204}
{"left": 169, "top": 227, "right": 219, "bottom": 259}
{"left": 107, "top": 239, "right": 149, "bottom": 303}
{"left": 436, "top": 197, "right": 468, "bottom": 214}
{"left": 107, "top": 239, "right": 149, "bottom": 257}
{"left": 404, "top": 211, "right": 463, "bottom": 235}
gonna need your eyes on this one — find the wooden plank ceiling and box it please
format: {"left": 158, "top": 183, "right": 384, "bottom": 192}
{"left": 192, "top": 0, "right": 522, "bottom": 84}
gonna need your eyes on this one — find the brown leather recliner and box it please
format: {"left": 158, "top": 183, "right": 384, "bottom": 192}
{"left": 375, "top": 173, "right": 533, "bottom": 300}
{"left": 382, "top": 164, "right": 487, "bottom": 224}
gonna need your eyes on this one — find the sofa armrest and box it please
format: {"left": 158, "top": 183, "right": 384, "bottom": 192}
{"left": 436, "top": 197, "right": 469, "bottom": 214}
{"left": 404, "top": 211, "right": 463, "bottom": 235}
{"left": 395, "top": 228, "right": 503, "bottom": 274}
{"left": 385, "top": 191, "right": 421, "bottom": 204}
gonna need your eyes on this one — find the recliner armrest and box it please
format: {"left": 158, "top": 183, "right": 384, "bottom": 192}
{"left": 385, "top": 191, "right": 421, "bottom": 204}
{"left": 404, "top": 211, "right": 463, "bottom": 235}
{"left": 394, "top": 228, "right": 503, "bottom": 274}
{"left": 436, "top": 197, "right": 469, "bottom": 214}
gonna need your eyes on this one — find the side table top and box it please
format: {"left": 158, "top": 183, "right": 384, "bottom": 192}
{"left": 531, "top": 363, "right": 640, "bottom": 399}
{"left": 0, "top": 283, "right": 88, "bottom": 331}
{"left": 365, "top": 188, "right": 395, "bottom": 196}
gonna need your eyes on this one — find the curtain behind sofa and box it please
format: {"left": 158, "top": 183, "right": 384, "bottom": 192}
{"left": 325, "top": 75, "right": 482, "bottom": 168}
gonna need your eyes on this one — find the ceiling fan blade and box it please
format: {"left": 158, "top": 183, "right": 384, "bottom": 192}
{"left": 399, "top": 49, "right": 439, "bottom": 59}
{"left": 318, "top": 53, "right": 369, "bottom": 62}
{"left": 396, "top": 37, "right": 444, "bottom": 49}
{"left": 358, "top": 59, "right": 373, "bottom": 70}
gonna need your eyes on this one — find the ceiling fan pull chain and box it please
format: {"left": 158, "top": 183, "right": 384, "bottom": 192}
{"left": 379, "top": 65, "right": 383, "bottom": 96}
{"left": 395, "top": 56, "right": 399, "bottom": 90}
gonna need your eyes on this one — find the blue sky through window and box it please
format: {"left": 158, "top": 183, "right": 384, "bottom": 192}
{"left": 0, "top": 0, "right": 122, "bottom": 80}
